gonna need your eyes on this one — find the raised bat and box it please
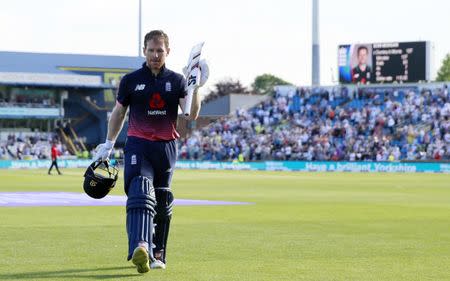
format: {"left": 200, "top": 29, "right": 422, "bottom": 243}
{"left": 184, "top": 42, "right": 204, "bottom": 116}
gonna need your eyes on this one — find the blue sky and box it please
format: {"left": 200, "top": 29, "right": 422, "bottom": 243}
{"left": 0, "top": 0, "right": 449, "bottom": 88}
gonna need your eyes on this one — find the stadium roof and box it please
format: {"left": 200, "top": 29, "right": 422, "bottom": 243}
{"left": 0, "top": 51, "right": 143, "bottom": 74}
{"left": 0, "top": 72, "right": 112, "bottom": 89}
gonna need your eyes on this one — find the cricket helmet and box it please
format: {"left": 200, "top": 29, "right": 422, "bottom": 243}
{"left": 83, "top": 160, "right": 119, "bottom": 199}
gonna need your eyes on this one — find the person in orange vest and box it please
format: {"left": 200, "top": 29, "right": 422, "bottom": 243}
{"left": 48, "top": 142, "right": 62, "bottom": 175}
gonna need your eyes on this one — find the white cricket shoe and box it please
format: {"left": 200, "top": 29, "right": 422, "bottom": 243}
{"left": 131, "top": 246, "right": 150, "bottom": 273}
{"left": 150, "top": 259, "right": 166, "bottom": 269}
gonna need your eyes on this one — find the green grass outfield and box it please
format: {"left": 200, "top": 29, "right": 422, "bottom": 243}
{"left": 0, "top": 169, "right": 449, "bottom": 281}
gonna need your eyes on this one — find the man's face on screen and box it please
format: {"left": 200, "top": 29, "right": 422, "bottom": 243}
{"left": 358, "top": 48, "right": 368, "bottom": 65}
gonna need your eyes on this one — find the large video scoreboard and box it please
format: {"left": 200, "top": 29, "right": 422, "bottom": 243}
{"left": 338, "top": 41, "right": 430, "bottom": 84}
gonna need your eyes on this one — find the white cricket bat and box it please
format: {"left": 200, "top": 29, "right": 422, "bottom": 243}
{"left": 184, "top": 42, "right": 204, "bottom": 116}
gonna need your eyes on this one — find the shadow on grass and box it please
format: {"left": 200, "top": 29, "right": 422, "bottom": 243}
{"left": 0, "top": 266, "right": 139, "bottom": 280}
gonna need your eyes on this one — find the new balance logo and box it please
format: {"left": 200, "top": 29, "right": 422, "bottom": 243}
{"left": 135, "top": 84, "right": 146, "bottom": 91}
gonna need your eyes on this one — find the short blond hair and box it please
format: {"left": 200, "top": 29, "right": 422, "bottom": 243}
{"left": 144, "top": 30, "right": 169, "bottom": 49}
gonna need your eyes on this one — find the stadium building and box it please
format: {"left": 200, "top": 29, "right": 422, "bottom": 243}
{"left": 0, "top": 51, "right": 264, "bottom": 158}
{"left": 0, "top": 51, "right": 143, "bottom": 155}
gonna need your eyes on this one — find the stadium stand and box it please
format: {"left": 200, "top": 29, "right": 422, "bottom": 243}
{"left": 0, "top": 131, "right": 66, "bottom": 160}
{"left": 0, "top": 129, "right": 124, "bottom": 161}
{"left": 179, "top": 84, "right": 449, "bottom": 162}
{"left": 0, "top": 51, "right": 143, "bottom": 150}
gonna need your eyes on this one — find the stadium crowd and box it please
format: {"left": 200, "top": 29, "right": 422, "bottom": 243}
{"left": 0, "top": 90, "right": 57, "bottom": 108}
{"left": 179, "top": 85, "right": 449, "bottom": 162}
{"left": 0, "top": 132, "right": 69, "bottom": 160}
{"left": 2, "top": 85, "right": 448, "bottom": 162}
{"left": 0, "top": 130, "right": 126, "bottom": 161}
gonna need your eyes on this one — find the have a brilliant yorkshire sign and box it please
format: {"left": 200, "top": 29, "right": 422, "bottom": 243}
{"left": 175, "top": 161, "right": 448, "bottom": 173}
{"left": 0, "top": 160, "right": 447, "bottom": 173}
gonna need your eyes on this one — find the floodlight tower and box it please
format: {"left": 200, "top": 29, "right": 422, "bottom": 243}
{"left": 138, "top": 0, "right": 142, "bottom": 57}
{"left": 312, "top": 0, "right": 320, "bottom": 86}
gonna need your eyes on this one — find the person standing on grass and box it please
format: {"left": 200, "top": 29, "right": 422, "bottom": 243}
{"left": 48, "top": 142, "right": 62, "bottom": 175}
{"left": 93, "top": 30, "right": 209, "bottom": 273}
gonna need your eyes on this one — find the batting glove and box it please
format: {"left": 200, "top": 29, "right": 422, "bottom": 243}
{"left": 93, "top": 139, "right": 114, "bottom": 161}
{"left": 183, "top": 59, "right": 210, "bottom": 88}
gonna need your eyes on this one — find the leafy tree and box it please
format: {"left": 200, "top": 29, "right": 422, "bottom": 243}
{"left": 252, "top": 74, "right": 292, "bottom": 95}
{"left": 203, "top": 78, "right": 249, "bottom": 103}
{"left": 436, "top": 53, "right": 450, "bottom": 82}
{"left": 212, "top": 78, "right": 249, "bottom": 96}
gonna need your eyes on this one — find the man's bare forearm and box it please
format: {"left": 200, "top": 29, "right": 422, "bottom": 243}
{"left": 189, "top": 90, "right": 201, "bottom": 120}
{"left": 106, "top": 104, "right": 128, "bottom": 142}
